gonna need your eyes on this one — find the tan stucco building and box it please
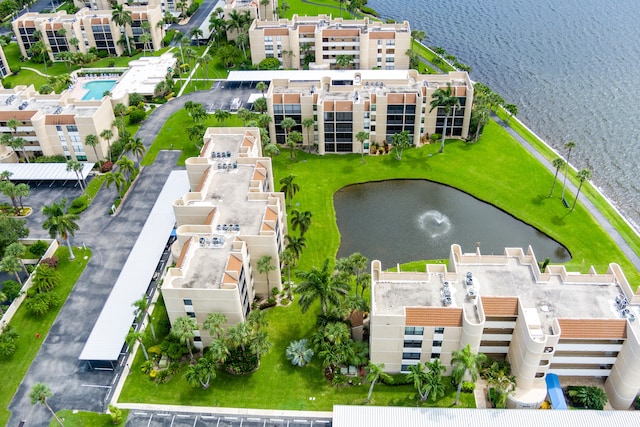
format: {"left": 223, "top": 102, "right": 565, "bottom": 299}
{"left": 369, "top": 244, "right": 640, "bottom": 409}
{"left": 0, "top": 45, "right": 11, "bottom": 78}
{"left": 241, "top": 69, "right": 472, "bottom": 152}
{"left": 0, "top": 85, "right": 116, "bottom": 163}
{"left": 13, "top": 6, "right": 164, "bottom": 61}
{"left": 249, "top": 15, "right": 411, "bottom": 70}
{"left": 162, "top": 127, "right": 287, "bottom": 348}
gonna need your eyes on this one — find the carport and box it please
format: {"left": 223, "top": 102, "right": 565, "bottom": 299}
{"left": 79, "top": 170, "right": 189, "bottom": 369}
{"left": 0, "top": 162, "right": 94, "bottom": 187}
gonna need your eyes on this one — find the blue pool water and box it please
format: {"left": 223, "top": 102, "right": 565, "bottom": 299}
{"left": 81, "top": 80, "right": 116, "bottom": 100}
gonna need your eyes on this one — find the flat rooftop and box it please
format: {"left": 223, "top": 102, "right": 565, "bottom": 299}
{"left": 0, "top": 89, "right": 101, "bottom": 117}
{"left": 111, "top": 54, "right": 177, "bottom": 99}
{"left": 373, "top": 252, "right": 639, "bottom": 333}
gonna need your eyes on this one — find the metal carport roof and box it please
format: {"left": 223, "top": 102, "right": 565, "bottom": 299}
{"left": 332, "top": 405, "right": 636, "bottom": 427}
{"left": 79, "top": 170, "right": 189, "bottom": 362}
{"left": 0, "top": 162, "right": 94, "bottom": 181}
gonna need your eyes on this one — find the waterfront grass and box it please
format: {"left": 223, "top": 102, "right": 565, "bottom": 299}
{"left": 271, "top": 120, "right": 639, "bottom": 286}
{"left": 495, "top": 109, "right": 640, "bottom": 259}
{"left": 286, "top": 0, "right": 354, "bottom": 19}
{"left": 119, "top": 297, "right": 475, "bottom": 409}
{"left": 0, "top": 248, "right": 92, "bottom": 426}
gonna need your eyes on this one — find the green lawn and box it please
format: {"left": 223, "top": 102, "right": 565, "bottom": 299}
{"left": 0, "top": 248, "right": 92, "bottom": 426}
{"left": 50, "top": 409, "right": 129, "bottom": 427}
{"left": 270, "top": 120, "right": 639, "bottom": 285}
{"left": 286, "top": 0, "right": 354, "bottom": 19}
{"left": 119, "top": 297, "right": 475, "bottom": 409}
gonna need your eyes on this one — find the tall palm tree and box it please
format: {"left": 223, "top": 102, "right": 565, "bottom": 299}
{"left": 406, "top": 362, "right": 429, "bottom": 401}
{"left": 285, "top": 234, "right": 306, "bottom": 260}
{"left": 42, "top": 198, "right": 80, "bottom": 260}
{"left": 411, "top": 29, "right": 427, "bottom": 52}
{"left": 100, "top": 128, "right": 114, "bottom": 162}
{"left": 430, "top": 83, "right": 461, "bottom": 153}
{"left": 423, "top": 359, "right": 446, "bottom": 402}
{"left": 116, "top": 155, "right": 136, "bottom": 181}
{"left": 203, "top": 312, "right": 227, "bottom": 340}
{"left": 190, "top": 27, "right": 203, "bottom": 46}
{"left": 260, "top": 0, "right": 270, "bottom": 19}
{"left": 279, "top": 174, "right": 299, "bottom": 201}
{"left": 571, "top": 168, "right": 591, "bottom": 212}
{"left": 185, "top": 355, "right": 216, "bottom": 388}
{"left": 227, "top": 321, "right": 251, "bottom": 352}
{"left": 214, "top": 109, "right": 231, "bottom": 125}
{"left": 257, "top": 255, "right": 276, "bottom": 296}
{"left": 280, "top": 249, "right": 296, "bottom": 298}
{"left": 355, "top": 131, "right": 369, "bottom": 164}
{"left": 29, "top": 383, "right": 64, "bottom": 426}
{"left": 548, "top": 157, "right": 566, "bottom": 197}
{"left": 66, "top": 160, "right": 85, "bottom": 191}
{"left": 105, "top": 171, "right": 126, "bottom": 194}
{"left": 488, "top": 371, "right": 516, "bottom": 408}
{"left": 84, "top": 134, "right": 100, "bottom": 162}
{"left": 302, "top": 117, "right": 315, "bottom": 153}
{"left": 124, "top": 137, "right": 146, "bottom": 164}
{"left": 451, "top": 344, "right": 487, "bottom": 405}
{"left": 126, "top": 327, "right": 149, "bottom": 360}
{"left": 5, "top": 242, "right": 28, "bottom": 276}
{"left": 139, "top": 32, "right": 152, "bottom": 56}
{"left": 287, "top": 130, "right": 302, "bottom": 159}
{"left": 172, "top": 316, "right": 198, "bottom": 363}
{"left": 10, "top": 137, "right": 28, "bottom": 163}
{"left": 365, "top": 362, "right": 390, "bottom": 403}
{"left": 113, "top": 103, "right": 127, "bottom": 137}
{"left": 112, "top": 4, "right": 133, "bottom": 55}
{"left": 256, "top": 81, "right": 268, "bottom": 97}
{"left": 290, "top": 209, "right": 312, "bottom": 236}
{"left": 133, "top": 294, "right": 156, "bottom": 340}
{"left": 0, "top": 255, "right": 24, "bottom": 285}
{"left": 560, "top": 141, "right": 576, "bottom": 203}
{"left": 296, "top": 258, "right": 349, "bottom": 315}
{"left": 279, "top": 117, "right": 297, "bottom": 142}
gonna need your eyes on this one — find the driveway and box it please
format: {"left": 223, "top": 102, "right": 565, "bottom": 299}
{"left": 7, "top": 151, "right": 183, "bottom": 427}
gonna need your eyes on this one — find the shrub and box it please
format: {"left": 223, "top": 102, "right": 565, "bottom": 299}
{"left": 156, "top": 369, "right": 169, "bottom": 383}
{"left": 0, "top": 325, "right": 19, "bottom": 358}
{"left": 259, "top": 300, "right": 276, "bottom": 310}
{"left": 128, "top": 109, "right": 146, "bottom": 125}
{"left": 360, "top": 5, "right": 378, "bottom": 16}
{"left": 167, "top": 361, "right": 182, "bottom": 375}
{"left": 223, "top": 347, "right": 259, "bottom": 374}
{"left": 100, "top": 161, "right": 114, "bottom": 173}
{"left": 430, "top": 133, "right": 441, "bottom": 143}
{"left": 285, "top": 339, "right": 314, "bottom": 367}
{"left": 461, "top": 381, "right": 476, "bottom": 393}
{"left": 9, "top": 65, "right": 20, "bottom": 74}
{"left": 25, "top": 291, "right": 60, "bottom": 316}
{"left": 258, "top": 57, "right": 281, "bottom": 70}
{"left": 2, "top": 280, "right": 22, "bottom": 302}
{"left": 332, "top": 373, "right": 348, "bottom": 386}
{"left": 108, "top": 59, "right": 116, "bottom": 68}
{"left": 33, "top": 155, "right": 67, "bottom": 163}
{"left": 108, "top": 404, "right": 123, "bottom": 424}
{"left": 540, "top": 400, "right": 552, "bottom": 409}
{"left": 129, "top": 92, "right": 144, "bottom": 106}
{"left": 140, "top": 360, "right": 154, "bottom": 374}
{"left": 41, "top": 256, "right": 59, "bottom": 269}
{"left": 28, "top": 240, "right": 49, "bottom": 257}
{"left": 187, "top": 2, "right": 199, "bottom": 16}
{"left": 69, "top": 195, "right": 89, "bottom": 214}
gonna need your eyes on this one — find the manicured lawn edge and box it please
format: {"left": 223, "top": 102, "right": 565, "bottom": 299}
{"left": 0, "top": 248, "right": 92, "bottom": 426}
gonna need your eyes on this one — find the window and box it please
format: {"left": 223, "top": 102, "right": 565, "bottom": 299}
{"left": 404, "top": 340, "right": 422, "bottom": 348}
{"left": 431, "top": 353, "right": 441, "bottom": 359}
{"left": 432, "top": 340, "right": 442, "bottom": 347}
{"left": 183, "top": 299, "right": 193, "bottom": 305}
{"left": 405, "top": 326, "right": 424, "bottom": 335}
{"left": 402, "top": 352, "right": 420, "bottom": 360}
{"left": 434, "top": 327, "right": 445, "bottom": 334}
{"left": 186, "top": 311, "right": 196, "bottom": 318}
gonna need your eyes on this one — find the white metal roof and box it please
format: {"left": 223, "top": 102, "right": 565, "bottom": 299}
{"left": 227, "top": 69, "right": 412, "bottom": 82}
{"left": 79, "top": 170, "right": 189, "bottom": 362}
{"left": 332, "top": 406, "right": 638, "bottom": 427}
{"left": 0, "top": 163, "right": 94, "bottom": 181}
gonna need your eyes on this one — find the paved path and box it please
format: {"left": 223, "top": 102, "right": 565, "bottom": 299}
{"left": 21, "top": 67, "right": 49, "bottom": 77}
{"left": 494, "top": 115, "right": 640, "bottom": 271}
{"left": 8, "top": 151, "right": 182, "bottom": 427}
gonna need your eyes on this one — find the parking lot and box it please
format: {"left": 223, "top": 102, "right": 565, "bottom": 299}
{"left": 126, "top": 411, "right": 332, "bottom": 427}
{"left": 206, "top": 81, "right": 266, "bottom": 113}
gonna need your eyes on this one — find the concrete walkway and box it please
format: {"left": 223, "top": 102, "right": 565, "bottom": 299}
{"left": 494, "top": 115, "right": 640, "bottom": 272}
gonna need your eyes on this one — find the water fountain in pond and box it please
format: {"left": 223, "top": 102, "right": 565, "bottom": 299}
{"left": 417, "top": 210, "right": 452, "bottom": 239}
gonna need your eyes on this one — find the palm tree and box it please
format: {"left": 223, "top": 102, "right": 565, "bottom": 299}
{"left": 256, "top": 81, "right": 268, "bottom": 97}
{"left": 84, "top": 134, "right": 100, "bottom": 162}
{"left": 296, "top": 258, "right": 349, "bottom": 315}
{"left": 406, "top": 362, "right": 429, "bottom": 401}
{"left": 42, "top": 198, "right": 80, "bottom": 260}
{"left": 280, "top": 249, "right": 296, "bottom": 298}
{"left": 113, "top": 103, "right": 127, "bottom": 137}
{"left": 0, "top": 181, "right": 22, "bottom": 214}
{"left": 203, "top": 312, "right": 227, "bottom": 340}
{"left": 0, "top": 255, "right": 24, "bottom": 285}
{"left": 104, "top": 171, "right": 126, "bottom": 194}
{"left": 279, "top": 174, "right": 299, "bottom": 201}
{"left": 488, "top": 372, "right": 516, "bottom": 408}
{"left": 430, "top": 83, "right": 461, "bottom": 153}
{"left": 66, "top": 160, "right": 85, "bottom": 191}
{"left": 126, "top": 327, "right": 149, "bottom": 360}
{"left": 560, "top": 141, "right": 576, "bottom": 203}
{"left": 257, "top": 255, "right": 276, "bottom": 296}
{"left": 214, "top": 109, "right": 231, "bottom": 125}
{"left": 5, "top": 242, "right": 28, "bottom": 276}
{"left": 336, "top": 54, "right": 353, "bottom": 70}
{"left": 423, "top": 359, "right": 446, "bottom": 402}
{"left": 279, "top": 117, "right": 297, "bottom": 142}
{"left": 285, "top": 234, "right": 306, "bottom": 260}
{"left": 365, "top": 362, "right": 390, "bottom": 403}
{"left": 286, "top": 338, "right": 314, "bottom": 367}
{"left": 264, "top": 143, "right": 280, "bottom": 158}
{"left": 227, "top": 321, "right": 252, "bottom": 352}
{"left": 302, "top": 117, "right": 315, "bottom": 153}
{"left": 100, "top": 128, "right": 114, "bottom": 162}
{"left": 112, "top": 4, "right": 133, "bottom": 55}
{"left": 355, "top": 131, "right": 369, "bottom": 164}
{"left": 287, "top": 130, "right": 302, "bottom": 159}
{"left": 548, "top": 157, "right": 566, "bottom": 197}
{"left": 172, "top": 316, "right": 198, "bottom": 363}
{"left": 190, "top": 27, "right": 203, "bottom": 46}
{"left": 133, "top": 294, "right": 156, "bottom": 340}
{"left": 6, "top": 119, "right": 19, "bottom": 136}
{"left": 504, "top": 103, "right": 518, "bottom": 124}
{"left": 569, "top": 386, "right": 607, "bottom": 410}
{"left": 185, "top": 355, "right": 216, "bottom": 388}
{"left": 201, "top": 53, "right": 212, "bottom": 81}
{"left": 290, "top": 209, "right": 312, "bottom": 236}
{"left": 571, "top": 168, "right": 591, "bottom": 212}
{"left": 451, "top": 344, "right": 487, "bottom": 405}
{"left": 236, "top": 107, "right": 253, "bottom": 126}
{"left": 139, "top": 32, "right": 152, "bottom": 56}
{"left": 29, "top": 383, "right": 64, "bottom": 426}
{"left": 116, "top": 155, "right": 136, "bottom": 181}
{"left": 124, "top": 137, "right": 146, "bottom": 164}
{"left": 411, "top": 29, "right": 427, "bottom": 52}
{"left": 259, "top": 0, "right": 270, "bottom": 19}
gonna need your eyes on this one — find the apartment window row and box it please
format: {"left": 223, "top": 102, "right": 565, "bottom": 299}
{"left": 405, "top": 326, "right": 424, "bottom": 335}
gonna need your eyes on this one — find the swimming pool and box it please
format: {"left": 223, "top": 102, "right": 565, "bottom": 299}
{"left": 81, "top": 80, "right": 117, "bottom": 100}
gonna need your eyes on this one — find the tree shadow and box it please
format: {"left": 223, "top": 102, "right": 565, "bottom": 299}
{"left": 551, "top": 214, "right": 567, "bottom": 226}
{"left": 531, "top": 194, "right": 546, "bottom": 206}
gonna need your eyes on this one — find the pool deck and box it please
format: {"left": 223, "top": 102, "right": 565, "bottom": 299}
{"left": 67, "top": 75, "right": 120, "bottom": 102}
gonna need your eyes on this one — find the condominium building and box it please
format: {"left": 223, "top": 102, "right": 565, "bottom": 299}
{"left": 0, "top": 84, "right": 116, "bottom": 163}
{"left": 12, "top": 6, "right": 164, "bottom": 61}
{"left": 74, "top": 0, "right": 162, "bottom": 12}
{"left": 369, "top": 243, "right": 640, "bottom": 410}
{"left": 162, "top": 127, "right": 287, "bottom": 348}
{"left": 238, "top": 69, "right": 472, "bottom": 152}
{"left": 0, "top": 45, "right": 11, "bottom": 78}
{"left": 224, "top": 0, "right": 277, "bottom": 41}
{"left": 249, "top": 15, "right": 411, "bottom": 70}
